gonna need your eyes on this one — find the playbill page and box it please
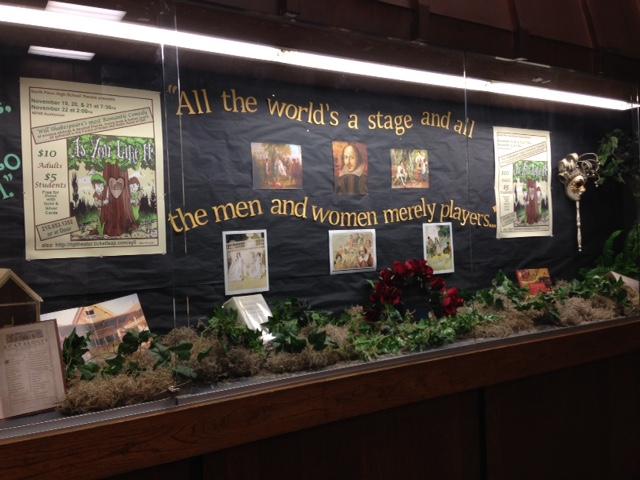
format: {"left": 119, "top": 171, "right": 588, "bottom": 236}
{"left": 20, "top": 78, "right": 165, "bottom": 259}
{"left": 493, "top": 127, "right": 552, "bottom": 239}
{"left": 0, "top": 320, "right": 65, "bottom": 419}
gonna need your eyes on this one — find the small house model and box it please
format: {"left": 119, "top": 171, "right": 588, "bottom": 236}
{"left": 0, "top": 269, "right": 43, "bottom": 327}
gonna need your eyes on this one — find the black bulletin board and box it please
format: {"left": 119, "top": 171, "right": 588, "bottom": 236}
{"left": 0, "top": 56, "right": 630, "bottom": 330}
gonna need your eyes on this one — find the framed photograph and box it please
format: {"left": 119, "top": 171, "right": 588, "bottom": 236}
{"left": 251, "top": 142, "right": 303, "bottom": 189}
{"left": 329, "top": 229, "right": 376, "bottom": 274}
{"left": 423, "top": 222, "right": 455, "bottom": 274}
{"left": 390, "top": 148, "right": 429, "bottom": 189}
{"left": 223, "top": 230, "right": 269, "bottom": 295}
{"left": 516, "top": 268, "right": 552, "bottom": 296}
{"left": 40, "top": 293, "right": 149, "bottom": 358}
{"left": 332, "top": 141, "right": 368, "bottom": 195}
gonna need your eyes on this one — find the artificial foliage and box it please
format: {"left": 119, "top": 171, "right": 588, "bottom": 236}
{"left": 60, "top": 248, "right": 639, "bottom": 415}
{"left": 597, "top": 130, "right": 640, "bottom": 192}
{"left": 203, "top": 306, "right": 264, "bottom": 352}
{"left": 265, "top": 298, "right": 336, "bottom": 353}
{"left": 585, "top": 224, "right": 640, "bottom": 280}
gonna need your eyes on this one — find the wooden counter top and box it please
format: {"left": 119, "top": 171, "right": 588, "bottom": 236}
{"left": 1, "top": 316, "right": 639, "bottom": 480}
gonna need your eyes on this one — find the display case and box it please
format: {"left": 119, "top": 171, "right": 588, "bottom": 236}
{"left": 0, "top": 1, "right": 638, "bottom": 479}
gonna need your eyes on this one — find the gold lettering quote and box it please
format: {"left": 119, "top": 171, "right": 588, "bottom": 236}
{"left": 175, "top": 88, "right": 476, "bottom": 138}
{"left": 167, "top": 197, "right": 495, "bottom": 234}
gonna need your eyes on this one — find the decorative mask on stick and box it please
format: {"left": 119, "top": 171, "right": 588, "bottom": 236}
{"left": 558, "top": 153, "right": 600, "bottom": 252}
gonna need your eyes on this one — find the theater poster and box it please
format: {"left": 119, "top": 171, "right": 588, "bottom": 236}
{"left": 20, "top": 78, "right": 165, "bottom": 259}
{"left": 493, "top": 126, "right": 552, "bottom": 239}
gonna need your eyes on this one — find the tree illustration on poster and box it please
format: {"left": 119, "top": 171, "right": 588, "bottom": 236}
{"left": 67, "top": 135, "right": 156, "bottom": 238}
{"left": 512, "top": 160, "right": 549, "bottom": 226}
{"left": 100, "top": 163, "right": 135, "bottom": 236}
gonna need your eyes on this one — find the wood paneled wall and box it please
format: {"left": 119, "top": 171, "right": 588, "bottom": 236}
{"left": 109, "top": 351, "right": 640, "bottom": 480}
{"left": 183, "top": 0, "right": 640, "bottom": 80}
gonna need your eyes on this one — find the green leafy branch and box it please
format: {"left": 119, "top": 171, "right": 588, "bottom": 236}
{"left": 585, "top": 225, "right": 639, "bottom": 280}
{"left": 350, "top": 310, "right": 497, "bottom": 360}
{"left": 203, "top": 306, "right": 263, "bottom": 352}
{"left": 265, "top": 299, "right": 335, "bottom": 353}
{"left": 62, "top": 329, "right": 100, "bottom": 381}
{"left": 475, "top": 268, "right": 632, "bottom": 324}
{"left": 149, "top": 340, "right": 196, "bottom": 380}
{"left": 63, "top": 329, "right": 199, "bottom": 382}
{"left": 597, "top": 129, "right": 640, "bottom": 191}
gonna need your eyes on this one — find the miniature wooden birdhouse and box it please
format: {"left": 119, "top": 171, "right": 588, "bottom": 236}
{"left": 0, "top": 269, "right": 43, "bottom": 327}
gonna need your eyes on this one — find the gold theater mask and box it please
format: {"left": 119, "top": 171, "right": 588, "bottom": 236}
{"left": 558, "top": 153, "right": 600, "bottom": 252}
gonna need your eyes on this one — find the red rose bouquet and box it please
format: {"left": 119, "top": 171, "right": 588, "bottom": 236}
{"left": 366, "top": 259, "right": 463, "bottom": 322}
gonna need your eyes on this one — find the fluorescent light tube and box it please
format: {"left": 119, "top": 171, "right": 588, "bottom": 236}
{"left": 0, "top": 5, "right": 283, "bottom": 62}
{"left": 28, "top": 45, "right": 94, "bottom": 60}
{"left": 277, "top": 50, "right": 489, "bottom": 91}
{"left": 45, "top": 1, "right": 126, "bottom": 21}
{"left": 0, "top": 4, "right": 637, "bottom": 110}
{"left": 482, "top": 81, "right": 635, "bottom": 111}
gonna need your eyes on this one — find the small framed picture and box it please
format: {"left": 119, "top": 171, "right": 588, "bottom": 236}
{"left": 223, "top": 230, "right": 269, "bottom": 295}
{"left": 423, "top": 222, "right": 454, "bottom": 274}
{"left": 516, "top": 268, "right": 552, "bottom": 296}
{"left": 390, "top": 148, "right": 429, "bottom": 189}
{"left": 251, "top": 142, "right": 303, "bottom": 189}
{"left": 329, "top": 229, "right": 376, "bottom": 274}
{"left": 332, "top": 141, "right": 368, "bottom": 195}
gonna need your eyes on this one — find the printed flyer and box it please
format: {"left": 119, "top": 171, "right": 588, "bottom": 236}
{"left": 493, "top": 126, "right": 552, "bottom": 239}
{"left": 20, "top": 78, "right": 165, "bottom": 259}
{"left": 223, "top": 230, "right": 269, "bottom": 295}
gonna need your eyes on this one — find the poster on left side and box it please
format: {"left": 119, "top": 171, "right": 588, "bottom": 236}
{"left": 20, "top": 78, "right": 165, "bottom": 259}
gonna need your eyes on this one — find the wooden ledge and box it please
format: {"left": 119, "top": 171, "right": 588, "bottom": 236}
{"left": 1, "top": 316, "right": 639, "bottom": 480}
